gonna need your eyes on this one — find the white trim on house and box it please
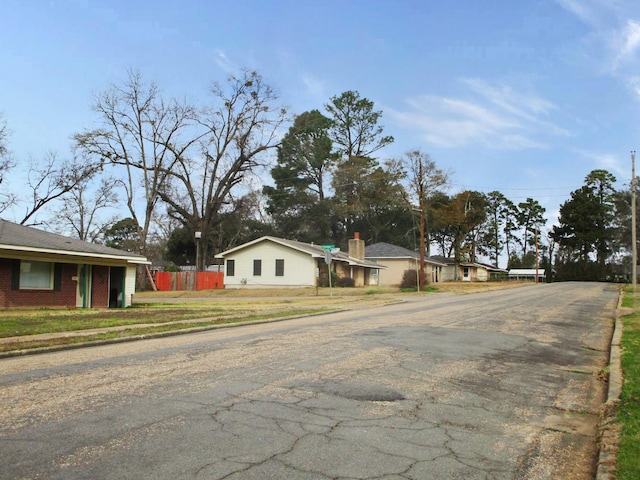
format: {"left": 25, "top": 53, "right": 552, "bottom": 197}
{"left": 124, "top": 266, "right": 138, "bottom": 307}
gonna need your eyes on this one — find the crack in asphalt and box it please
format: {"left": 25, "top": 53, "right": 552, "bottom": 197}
{"left": 0, "top": 282, "right": 617, "bottom": 479}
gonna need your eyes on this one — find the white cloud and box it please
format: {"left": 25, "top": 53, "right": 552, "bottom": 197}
{"left": 462, "top": 79, "right": 571, "bottom": 137}
{"left": 214, "top": 50, "right": 238, "bottom": 74}
{"left": 556, "top": 1, "right": 640, "bottom": 73}
{"left": 555, "top": 0, "right": 608, "bottom": 27}
{"left": 300, "top": 73, "right": 324, "bottom": 97}
{"left": 627, "top": 76, "right": 640, "bottom": 98}
{"left": 571, "top": 149, "right": 628, "bottom": 180}
{"left": 594, "top": 153, "right": 627, "bottom": 179}
{"left": 612, "top": 20, "right": 640, "bottom": 69}
{"left": 388, "top": 79, "right": 569, "bottom": 150}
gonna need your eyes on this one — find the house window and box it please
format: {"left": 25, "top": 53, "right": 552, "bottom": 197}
{"left": 19, "top": 260, "right": 54, "bottom": 289}
{"left": 275, "top": 259, "right": 284, "bottom": 276}
{"left": 226, "top": 259, "right": 235, "bottom": 277}
{"left": 253, "top": 259, "right": 262, "bottom": 276}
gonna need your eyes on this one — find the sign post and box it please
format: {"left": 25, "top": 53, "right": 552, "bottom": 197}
{"left": 322, "top": 245, "right": 335, "bottom": 298}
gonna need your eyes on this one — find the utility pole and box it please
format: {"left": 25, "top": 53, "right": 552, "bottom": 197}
{"left": 632, "top": 151, "right": 637, "bottom": 292}
{"left": 418, "top": 160, "right": 426, "bottom": 290}
{"left": 195, "top": 231, "right": 202, "bottom": 272}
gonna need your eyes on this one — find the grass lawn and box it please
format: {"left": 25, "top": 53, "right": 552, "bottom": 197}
{"left": 0, "top": 304, "right": 235, "bottom": 337}
{"left": 0, "top": 301, "right": 335, "bottom": 353}
{"left": 0, "top": 282, "right": 529, "bottom": 354}
{"left": 618, "top": 286, "right": 640, "bottom": 479}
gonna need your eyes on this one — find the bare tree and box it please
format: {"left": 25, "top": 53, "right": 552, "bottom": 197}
{"left": 53, "top": 176, "right": 119, "bottom": 241}
{"left": 74, "top": 70, "right": 198, "bottom": 255}
{"left": 158, "top": 70, "right": 288, "bottom": 270}
{"left": 403, "top": 149, "right": 451, "bottom": 285}
{"left": 19, "top": 152, "right": 102, "bottom": 226}
{"left": 0, "top": 114, "right": 16, "bottom": 213}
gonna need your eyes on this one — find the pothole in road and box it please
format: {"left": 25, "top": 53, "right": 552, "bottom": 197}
{"left": 317, "top": 381, "right": 406, "bottom": 402}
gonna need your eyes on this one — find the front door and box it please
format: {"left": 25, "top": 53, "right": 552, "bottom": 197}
{"left": 109, "top": 267, "right": 126, "bottom": 308}
{"left": 76, "top": 264, "right": 92, "bottom": 308}
{"left": 462, "top": 266, "right": 471, "bottom": 282}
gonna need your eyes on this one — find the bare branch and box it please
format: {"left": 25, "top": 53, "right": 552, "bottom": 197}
{"left": 20, "top": 152, "right": 102, "bottom": 225}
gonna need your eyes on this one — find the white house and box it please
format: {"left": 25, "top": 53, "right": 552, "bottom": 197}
{"left": 215, "top": 235, "right": 384, "bottom": 288}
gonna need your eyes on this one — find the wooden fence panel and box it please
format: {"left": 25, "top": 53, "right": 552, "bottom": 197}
{"left": 155, "top": 272, "right": 172, "bottom": 291}
{"left": 196, "top": 272, "right": 224, "bottom": 290}
{"left": 155, "top": 272, "right": 224, "bottom": 291}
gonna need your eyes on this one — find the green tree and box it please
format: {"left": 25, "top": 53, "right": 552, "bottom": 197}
{"left": 552, "top": 170, "right": 617, "bottom": 279}
{"left": 325, "top": 91, "right": 395, "bottom": 240}
{"left": 516, "top": 197, "right": 546, "bottom": 260}
{"left": 263, "top": 110, "right": 335, "bottom": 243}
{"left": 165, "top": 226, "right": 196, "bottom": 267}
{"left": 478, "top": 191, "right": 509, "bottom": 267}
{"left": 351, "top": 158, "right": 409, "bottom": 245}
{"left": 431, "top": 191, "right": 487, "bottom": 261}
{"left": 274, "top": 110, "right": 335, "bottom": 201}
{"left": 104, "top": 218, "right": 140, "bottom": 252}
{"left": 586, "top": 170, "right": 617, "bottom": 267}
{"left": 325, "top": 90, "right": 394, "bottom": 159}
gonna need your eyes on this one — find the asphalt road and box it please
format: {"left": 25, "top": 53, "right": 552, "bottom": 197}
{"left": 0, "top": 282, "right": 619, "bottom": 480}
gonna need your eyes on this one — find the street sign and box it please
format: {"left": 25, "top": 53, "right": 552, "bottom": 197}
{"left": 321, "top": 244, "right": 335, "bottom": 252}
{"left": 324, "top": 251, "right": 332, "bottom": 264}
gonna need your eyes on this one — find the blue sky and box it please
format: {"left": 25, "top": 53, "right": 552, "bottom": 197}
{"left": 2, "top": 0, "right": 640, "bottom": 231}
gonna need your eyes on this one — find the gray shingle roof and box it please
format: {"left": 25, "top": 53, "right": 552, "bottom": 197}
{"left": 0, "top": 219, "right": 148, "bottom": 262}
{"left": 366, "top": 242, "right": 449, "bottom": 266}
{"left": 365, "top": 242, "right": 418, "bottom": 259}
{"left": 427, "top": 255, "right": 457, "bottom": 266}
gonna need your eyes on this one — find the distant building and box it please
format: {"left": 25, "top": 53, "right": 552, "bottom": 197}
{"left": 365, "top": 242, "right": 447, "bottom": 286}
{"left": 508, "top": 269, "right": 545, "bottom": 282}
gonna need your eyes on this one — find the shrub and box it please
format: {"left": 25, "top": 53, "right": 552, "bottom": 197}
{"left": 336, "top": 276, "right": 355, "bottom": 287}
{"left": 399, "top": 269, "right": 418, "bottom": 289}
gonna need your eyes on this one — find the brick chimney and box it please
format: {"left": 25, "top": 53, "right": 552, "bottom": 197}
{"left": 348, "top": 232, "right": 365, "bottom": 260}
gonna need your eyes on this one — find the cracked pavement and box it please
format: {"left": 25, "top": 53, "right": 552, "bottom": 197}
{"left": 0, "top": 282, "right": 618, "bottom": 479}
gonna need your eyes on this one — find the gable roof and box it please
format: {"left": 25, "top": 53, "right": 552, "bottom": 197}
{"left": 366, "top": 242, "right": 416, "bottom": 259}
{"left": 0, "top": 219, "right": 149, "bottom": 264}
{"left": 216, "top": 236, "right": 384, "bottom": 269}
{"left": 427, "top": 255, "right": 457, "bottom": 266}
{"left": 366, "top": 242, "right": 447, "bottom": 266}
{"left": 475, "top": 262, "right": 508, "bottom": 273}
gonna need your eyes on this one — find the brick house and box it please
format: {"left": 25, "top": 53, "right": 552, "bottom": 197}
{"left": 0, "top": 219, "right": 149, "bottom": 308}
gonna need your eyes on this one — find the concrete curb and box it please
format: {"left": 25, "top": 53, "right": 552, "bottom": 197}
{"left": 595, "top": 288, "right": 624, "bottom": 480}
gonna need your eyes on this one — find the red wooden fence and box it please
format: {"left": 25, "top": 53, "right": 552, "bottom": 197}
{"left": 154, "top": 272, "right": 224, "bottom": 291}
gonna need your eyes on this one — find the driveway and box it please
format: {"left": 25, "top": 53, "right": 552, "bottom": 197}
{"left": 0, "top": 282, "right": 618, "bottom": 479}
